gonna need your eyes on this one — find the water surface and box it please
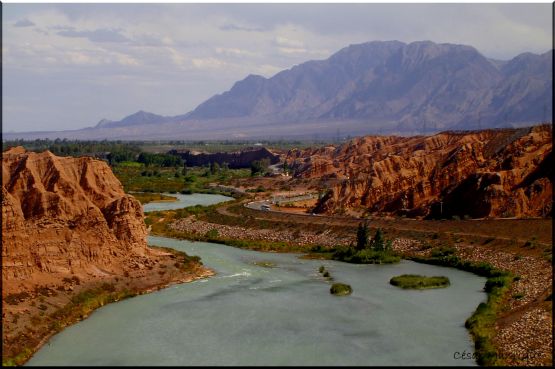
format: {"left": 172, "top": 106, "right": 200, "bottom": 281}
{"left": 27, "top": 193, "right": 485, "bottom": 366}
{"left": 142, "top": 193, "right": 233, "bottom": 212}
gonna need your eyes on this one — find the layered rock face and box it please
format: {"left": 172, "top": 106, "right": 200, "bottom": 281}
{"left": 285, "top": 125, "right": 552, "bottom": 218}
{"left": 2, "top": 147, "right": 148, "bottom": 292}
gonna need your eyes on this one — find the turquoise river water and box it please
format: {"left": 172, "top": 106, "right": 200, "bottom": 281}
{"left": 27, "top": 193, "right": 485, "bottom": 366}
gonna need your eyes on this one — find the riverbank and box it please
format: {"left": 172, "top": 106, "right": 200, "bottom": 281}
{"left": 130, "top": 192, "right": 178, "bottom": 204}
{"left": 2, "top": 246, "right": 213, "bottom": 366}
{"left": 148, "top": 207, "right": 552, "bottom": 366}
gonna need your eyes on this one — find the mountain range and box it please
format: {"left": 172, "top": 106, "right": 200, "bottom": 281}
{"left": 4, "top": 40, "right": 552, "bottom": 140}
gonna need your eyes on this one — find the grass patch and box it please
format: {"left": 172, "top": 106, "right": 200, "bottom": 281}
{"left": 389, "top": 274, "right": 450, "bottom": 289}
{"left": 332, "top": 246, "right": 400, "bottom": 264}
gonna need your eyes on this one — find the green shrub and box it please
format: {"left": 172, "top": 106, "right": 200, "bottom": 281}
{"left": 205, "top": 229, "right": 219, "bottom": 239}
{"left": 431, "top": 246, "right": 456, "bottom": 258}
{"left": 330, "top": 283, "right": 352, "bottom": 296}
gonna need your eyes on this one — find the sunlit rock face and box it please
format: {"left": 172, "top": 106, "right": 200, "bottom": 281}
{"left": 2, "top": 147, "right": 148, "bottom": 293}
{"left": 285, "top": 125, "right": 552, "bottom": 218}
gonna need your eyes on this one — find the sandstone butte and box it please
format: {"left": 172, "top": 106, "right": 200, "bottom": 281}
{"left": 2, "top": 147, "right": 210, "bottom": 365}
{"left": 285, "top": 124, "right": 552, "bottom": 218}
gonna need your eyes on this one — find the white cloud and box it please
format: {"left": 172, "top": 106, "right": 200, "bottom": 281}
{"left": 275, "top": 36, "right": 304, "bottom": 48}
{"left": 215, "top": 47, "right": 259, "bottom": 57}
{"left": 191, "top": 57, "right": 227, "bottom": 70}
{"left": 278, "top": 47, "right": 308, "bottom": 55}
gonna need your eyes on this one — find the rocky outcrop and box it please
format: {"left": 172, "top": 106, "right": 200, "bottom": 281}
{"left": 2, "top": 147, "right": 150, "bottom": 293}
{"left": 169, "top": 147, "right": 279, "bottom": 169}
{"left": 285, "top": 125, "right": 552, "bottom": 218}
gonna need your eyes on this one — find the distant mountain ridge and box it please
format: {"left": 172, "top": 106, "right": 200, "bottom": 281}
{"left": 5, "top": 40, "right": 552, "bottom": 140}
{"left": 185, "top": 40, "right": 552, "bottom": 131}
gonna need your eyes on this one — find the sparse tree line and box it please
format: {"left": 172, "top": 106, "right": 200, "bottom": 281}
{"left": 332, "top": 222, "right": 399, "bottom": 264}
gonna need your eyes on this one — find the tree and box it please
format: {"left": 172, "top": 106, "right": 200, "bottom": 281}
{"left": 251, "top": 158, "right": 270, "bottom": 176}
{"left": 282, "top": 161, "right": 290, "bottom": 174}
{"left": 370, "top": 228, "right": 385, "bottom": 252}
{"left": 210, "top": 162, "right": 220, "bottom": 175}
{"left": 356, "top": 222, "right": 370, "bottom": 251}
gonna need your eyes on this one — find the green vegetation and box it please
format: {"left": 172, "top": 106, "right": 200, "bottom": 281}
{"left": 250, "top": 158, "right": 271, "bottom": 176}
{"left": 389, "top": 274, "right": 450, "bottom": 289}
{"left": 113, "top": 164, "right": 250, "bottom": 194}
{"left": 253, "top": 261, "right": 277, "bottom": 268}
{"left": 330, "top": 283, "right": 353, "bottom": 296}
{"left": 4, "top": 292, "right": 31, "bottom": 305}
{"left": 3, "top": 138, "right": 335, "bottom": 157}
{"left": 2, "top": 139, "right": 142, "bottom": 165}
{"left": 131, "top": 192, "right": 177, "bottom": 205}
{"left": 205, "top": 229, "right": 219, "bottom": 238}
{"left": 137, "top": 152, "right": 183, "bottom": 167}
{"left": 333, "top": 225, "right": 400, "bottom": 264}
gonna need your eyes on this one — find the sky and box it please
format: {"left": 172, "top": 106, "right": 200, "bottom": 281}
{"left": 2, "top": 2, "right": 553, "bottom": 132}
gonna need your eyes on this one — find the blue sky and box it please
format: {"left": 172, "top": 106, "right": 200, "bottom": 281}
{"left": 2, "top": 3, "right": 552, "bottom": 132}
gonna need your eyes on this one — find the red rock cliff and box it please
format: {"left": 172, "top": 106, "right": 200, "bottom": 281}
{"left": 285, "top": 125, "right": 552, "bottom": 218}
{"left": 2, "top": 147, "right": 149, "bottom": 292}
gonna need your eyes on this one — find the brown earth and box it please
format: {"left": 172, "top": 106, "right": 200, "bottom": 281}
{"left": 1, "top": 147, "right": 211, "bottom": 364}
{"left": 284, "top": 125, "right": 552, "bottom": 218}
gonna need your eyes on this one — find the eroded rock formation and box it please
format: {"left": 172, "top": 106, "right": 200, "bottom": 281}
{"left": 2, "top": 147, "right": 150, "bottom": 293}
{"left": 285, "top": 125, "right": 552, "bottom": 218}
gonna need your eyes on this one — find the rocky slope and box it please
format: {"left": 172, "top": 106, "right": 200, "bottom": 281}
{"left": 2, "top": 147, "right": 151, "bottom": 293}
{"left": 285, "top": 125, "right": 552, "bottom": 218}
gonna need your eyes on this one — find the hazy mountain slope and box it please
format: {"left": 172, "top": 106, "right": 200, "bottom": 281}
{"left": 4, "top": 40, "right": 552, "bottom": 140}
{"left": 185, "top": 40, "right": 551, "bottom": 132}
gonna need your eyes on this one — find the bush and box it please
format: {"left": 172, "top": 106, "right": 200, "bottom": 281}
{"left": 205, "top": 229, "right": 219, "bottom": 239}
{"left": 431, "top": 246, "right": 456, "bottom": 258}
{"left": 330, "top": 283, "right": 352, "bottom": 296}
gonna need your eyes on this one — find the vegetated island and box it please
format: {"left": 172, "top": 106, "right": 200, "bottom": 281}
{"left": 330, "top": 283, "right": 353, "bottom": 296}
{"left": 318, "top": 266, "right": 352, "bottom": 296}
{"left": 389, "top": 274, "right": 450, "bottom": 289}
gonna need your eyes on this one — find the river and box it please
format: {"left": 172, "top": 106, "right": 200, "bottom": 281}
{"left": 27, "top": 193, "right": 485, "bottom": 366}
